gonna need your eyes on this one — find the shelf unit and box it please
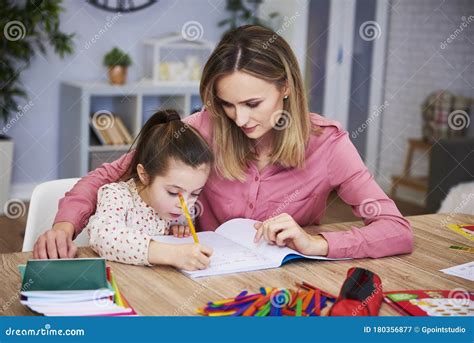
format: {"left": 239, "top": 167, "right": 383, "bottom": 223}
{"left": 58, "top": 80, "right": 202, "bottom": 178}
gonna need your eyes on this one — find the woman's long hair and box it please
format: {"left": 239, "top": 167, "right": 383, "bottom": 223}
{"left": 200, "top": 25, "right": 311, "bottom": 181}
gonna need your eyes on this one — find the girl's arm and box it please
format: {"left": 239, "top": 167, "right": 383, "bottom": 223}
{"left": 53, "top": 110, "right": 209, "bottom": 237}
{"left": 320, "top": 128, "right": 413, "bottom": 258}
{"left": 88, "top": 183, "right": 213, "bottom": 268}
{"left": 88, "top": 183, "right": 163, "bottom": 265}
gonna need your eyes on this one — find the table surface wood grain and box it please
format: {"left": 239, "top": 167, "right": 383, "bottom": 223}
{"left": 1, "top": 213, "right": 473, "bottom": 316}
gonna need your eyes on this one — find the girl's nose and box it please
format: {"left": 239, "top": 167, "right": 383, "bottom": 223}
{"left": 177, "top": 195, "right": 192, "bottom": 209}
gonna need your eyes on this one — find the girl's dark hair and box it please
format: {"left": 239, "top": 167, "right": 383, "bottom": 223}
{"left": 121, "top": 109, "right": 213, "bottom": 183}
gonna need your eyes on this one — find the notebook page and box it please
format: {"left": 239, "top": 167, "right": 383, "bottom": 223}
{"left": 152, "top": 232, "right": 276, "bottom": 277}
{"left": 215, "top": 218, "right": 345, "bottom": 264}
{"left": 440, "top": 261, "right": 474, "bottom": 281}
{"left": 21, "top": 289, "right": 114, "bottom": 301}
{"left": 21, "top": 300, "right": 133, "bottom": 316}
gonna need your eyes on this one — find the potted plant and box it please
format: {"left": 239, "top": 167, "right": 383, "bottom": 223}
{"left": 103, "top": 47, "right": 132, "bottom": 85}
{"left": 0, "top": 0, "right": 74, "bottom": 215}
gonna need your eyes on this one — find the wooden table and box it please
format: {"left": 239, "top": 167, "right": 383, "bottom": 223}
{"left": 1, "top": 214, "right": 472, "bottom": 316}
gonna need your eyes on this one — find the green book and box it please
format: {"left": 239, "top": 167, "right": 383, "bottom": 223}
{"left": 21, "top": 258, "right": 108, "bottom": 291}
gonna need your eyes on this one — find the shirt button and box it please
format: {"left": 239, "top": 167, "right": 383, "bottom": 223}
{"left": 254, "top": 176, "right": 259, "bottom": 181}
{"left": 249, "top": 203, "right": 254, "bottom": 209}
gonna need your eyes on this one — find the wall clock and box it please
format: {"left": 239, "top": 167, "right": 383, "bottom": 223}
{"left": 87, "top": 0, "right": 158, "bottom": 13}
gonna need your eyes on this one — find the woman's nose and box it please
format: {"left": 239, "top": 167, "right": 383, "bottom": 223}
{"left": 234, "top": 107, "right": 250, "bottom": 127}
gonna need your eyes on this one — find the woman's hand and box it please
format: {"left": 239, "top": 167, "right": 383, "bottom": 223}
{"left": 253, "top": 213, "right": 329, "bottom": 256}
{"left": 169, "top": 225, "right": 190, "bottom": 238}
{"left": 148, "top": 241, "right": 213, "bottom": 271}
{"left": 33, "top": 222, "right": 78, "bottom": 259}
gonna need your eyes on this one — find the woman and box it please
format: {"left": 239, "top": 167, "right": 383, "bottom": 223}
{"left": 33, "top": 25, "right": 412, "bottom": 260}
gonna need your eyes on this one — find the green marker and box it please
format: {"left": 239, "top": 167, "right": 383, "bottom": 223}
{"left": 296, "top": 298, "right": 303, "bottom": 316}
{"left": 449, "top": 245, "right": 474, "bottom": 253}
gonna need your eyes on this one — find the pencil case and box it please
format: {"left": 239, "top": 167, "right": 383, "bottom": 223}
{"left": 329, "top": 267, "right": 383, "bottom": 316}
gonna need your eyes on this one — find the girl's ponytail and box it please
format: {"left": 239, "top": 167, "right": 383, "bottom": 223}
{"left": 121, "top": 109, "right": 213, "bottom": 182}
{"left": 136, "top": 109, "right": 180, "bottom": 142}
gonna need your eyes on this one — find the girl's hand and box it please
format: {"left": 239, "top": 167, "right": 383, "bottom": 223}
{"left": 172, "top": 243, "right": 213, "bottom": 271}
{"left": 170, "top": 225, "right": 190, "bottom": 238}
{"left": 253, "top": 213, "right": 329, "bottom": 256}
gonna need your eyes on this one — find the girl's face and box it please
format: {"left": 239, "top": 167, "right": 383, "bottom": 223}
{"left": 137, "top": 159, "right": 210, "bottom": 220}
{"left": 216, "top": 71, "right": 289, "bottom": 141}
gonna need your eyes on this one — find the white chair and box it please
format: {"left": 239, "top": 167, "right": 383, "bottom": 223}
{"left": 438, "top": 181, "right": 474, "bottom": 215}
{"left": 22, "top": 178, "right": 89, "bottom": 252}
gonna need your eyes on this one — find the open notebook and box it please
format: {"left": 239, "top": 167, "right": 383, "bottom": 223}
{"left": 152, "top": 218, "right": 347, "bottom": 278}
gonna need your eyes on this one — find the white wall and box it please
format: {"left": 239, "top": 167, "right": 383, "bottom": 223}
{"left": 260, "top": 0, "right": 310, "bottom": 77}
{"left": 5, "top": 0, "right": 227, "bottom": 198}
{"left": 377, "top": 0, "right": 474, "bottom": 202}
{"left": 5, "top": 0, "right": 310, "bottom": 200}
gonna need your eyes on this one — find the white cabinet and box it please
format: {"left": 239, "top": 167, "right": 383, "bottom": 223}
{"left": 58, "top": 80, "right": 201, "bottom": 177}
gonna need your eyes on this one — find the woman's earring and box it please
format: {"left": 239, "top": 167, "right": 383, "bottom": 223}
{"left": 283, "top": 95, "right": 289, "bottom": 100}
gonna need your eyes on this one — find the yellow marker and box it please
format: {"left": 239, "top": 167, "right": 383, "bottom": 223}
{"left": 178, "top": 193, "right": 199, "bottom": 244}
{"left": 207, "top": 310, "right": 236, "bottom": 316}
{"left": 447, "top": 224, "right": 474, "bottom": 242}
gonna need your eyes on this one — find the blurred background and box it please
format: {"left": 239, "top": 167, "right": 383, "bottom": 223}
{"left": 1, "top": 0, "right": 473, "bottom": 253}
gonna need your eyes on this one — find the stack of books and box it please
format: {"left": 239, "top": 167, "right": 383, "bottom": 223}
{"left": 91, "top": 113, "right": 134, "bottom": 145}
{"left": 19, "top": 258, "right": 137, "bottom": 316}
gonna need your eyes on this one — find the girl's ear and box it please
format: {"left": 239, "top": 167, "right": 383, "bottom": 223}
{"left": 137, "top": 164, "right": 150, "bottom": 186}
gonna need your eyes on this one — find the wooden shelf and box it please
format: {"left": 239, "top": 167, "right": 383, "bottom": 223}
{"left": 391, "top": 175, "right": 428, "bottom": 192}
{"left": 89, "top": 145, "right": 131, "bottom": 152}
{"left": 390, "top": 139, "right": 432, "bottom": 204}
{"left": 61, "top": 80, "right": 200, "bottom": 96}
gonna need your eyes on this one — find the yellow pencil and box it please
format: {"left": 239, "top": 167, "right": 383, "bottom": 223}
{"left": 178, "top": 193, "right": 199, "bottom": 244}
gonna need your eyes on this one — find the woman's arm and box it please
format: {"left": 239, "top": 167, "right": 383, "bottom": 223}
{"left": 253, "top": 127, "right": 412, "bottom": 259}
{"left": 54, "top": 152, "right": 133, "bottom": 235}
{"left": 33, "top": 152, "right": 133, "bottom": 259}
{"left": 321, "top": 128, "right": 413, "bottom": 258}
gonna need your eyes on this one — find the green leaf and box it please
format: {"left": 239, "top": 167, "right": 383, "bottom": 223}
{"left": 103, "top": 47, "right": 132, "bottom": 67}
{"left": 217, "top": 19, "right": 231, "bottom": 27}
{"left": 1, "top": 0, "right": 75, "bottom": 123}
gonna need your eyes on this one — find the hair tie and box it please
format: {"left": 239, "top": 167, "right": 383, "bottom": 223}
{"left": 167, "top": 112, "right": 181, "bottom": 122}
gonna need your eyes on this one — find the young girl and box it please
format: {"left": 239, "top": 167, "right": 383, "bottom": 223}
{"left": 86, "top": 109, "right": 214, "bottom": 270}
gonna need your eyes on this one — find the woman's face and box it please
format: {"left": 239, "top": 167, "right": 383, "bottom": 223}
{"left": 216, "top": 71, "right": 288, "bottom": 141}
